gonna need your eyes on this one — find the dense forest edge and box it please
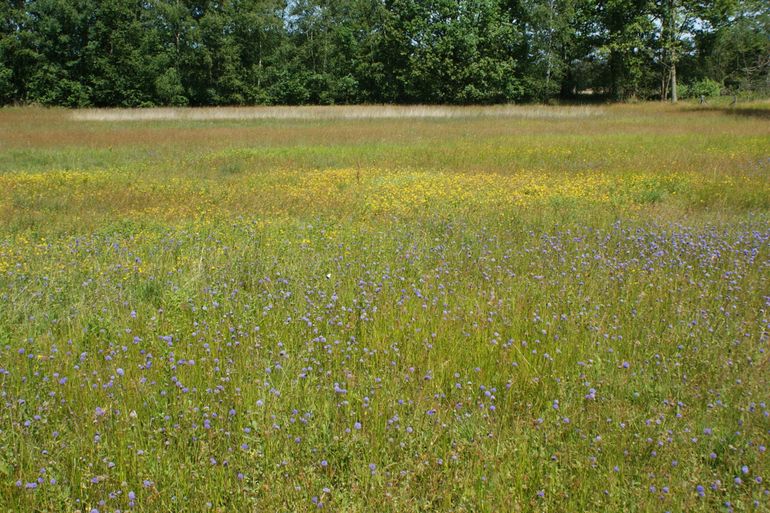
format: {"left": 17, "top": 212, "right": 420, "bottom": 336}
{"left": 1, "top": 0, "right": 768, "bottom": 107}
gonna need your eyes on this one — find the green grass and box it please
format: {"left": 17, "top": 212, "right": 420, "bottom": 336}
{"left": 0, "top": 104, "right": 769, "bottom": 512}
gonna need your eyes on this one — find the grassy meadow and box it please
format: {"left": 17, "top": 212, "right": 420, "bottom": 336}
{"left": 0, "top": 103, "right": 769, "bottom": 512}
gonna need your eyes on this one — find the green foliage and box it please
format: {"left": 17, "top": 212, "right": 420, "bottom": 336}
{"left": 0, "top": 64, "right": 13, "bottom": 103}
{"left": 0, "top": 0, "right": 767, "bottom": 106}
{"left": 707, "top": 5, "right": 770, "bottom": 94}
{"left": 686, "top": 78, "right": 723, "bottom": 98}
{"left": 27, "top": 64, "right": 91, "bottom": 107}
{"left": 155, "top": 68, "right": 187, "bottom": 106}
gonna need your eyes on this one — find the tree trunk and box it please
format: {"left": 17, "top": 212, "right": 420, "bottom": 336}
{"left": 668, "top": 0, "right": 677, "bottom": 103}
{"left": 610, "top": 50, "right": 624, "bottom": 101}
{"left": 544, "top": 0, "right": 556, "bottom": 100}
{"left": 670, "top": 58, "right": 677, "bottom": 103}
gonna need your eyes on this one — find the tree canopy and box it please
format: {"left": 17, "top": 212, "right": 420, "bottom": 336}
{"left": 1, "top": 0, "right": 767, "bottom": 106}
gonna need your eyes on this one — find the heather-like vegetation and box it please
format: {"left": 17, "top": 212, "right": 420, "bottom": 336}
{"left": 0, "top": 104, "right": 769, "bottom": 512}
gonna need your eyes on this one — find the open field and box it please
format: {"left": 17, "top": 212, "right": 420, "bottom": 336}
{"left": 1, "top": 104, "right": 769, "bottom": 512}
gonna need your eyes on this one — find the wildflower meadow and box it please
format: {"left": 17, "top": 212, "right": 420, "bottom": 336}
{"left": 1, "top": 104, "right": 769, "bottom": 512}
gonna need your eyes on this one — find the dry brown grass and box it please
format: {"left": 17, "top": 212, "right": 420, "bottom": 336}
{"left": 68, "top": 104, "right": 606, "bottom": 122}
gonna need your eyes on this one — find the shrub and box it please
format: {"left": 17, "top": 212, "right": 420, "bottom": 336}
{"left": 689, "top": 78, "right": 722, "bottom": 98}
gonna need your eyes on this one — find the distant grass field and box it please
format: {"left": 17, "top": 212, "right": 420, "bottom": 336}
{"left": 0, "top": 104, "right": 769, "bottom": 512}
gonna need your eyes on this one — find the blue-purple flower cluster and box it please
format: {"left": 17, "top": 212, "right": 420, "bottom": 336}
{"left": 0, "top": 218, "right": 768, "bottom": 511}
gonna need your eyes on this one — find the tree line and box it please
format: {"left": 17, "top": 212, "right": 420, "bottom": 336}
{"left": 1, "top": 0, "right": 767, "bottom": 107}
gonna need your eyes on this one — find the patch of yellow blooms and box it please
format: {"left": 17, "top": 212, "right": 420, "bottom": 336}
{"left": 0, "top": 167, "right": 766, "bottom": 230}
